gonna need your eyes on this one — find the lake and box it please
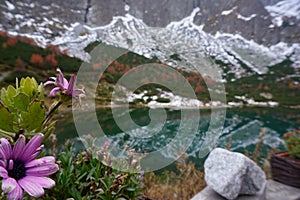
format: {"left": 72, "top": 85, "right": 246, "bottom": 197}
{"left": 55, "top": 107, "right": 299, "bottom": 170}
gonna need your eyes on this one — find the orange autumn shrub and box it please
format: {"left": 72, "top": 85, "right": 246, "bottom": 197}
{"left": 30, "top": 54, "right": 44, "bottom": 67}
{"left": 45, "top": 54, "right": 58, "bottom": 67}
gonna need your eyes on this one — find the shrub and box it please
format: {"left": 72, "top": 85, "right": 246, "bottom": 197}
{"left": 7, "top": 37, "right": 17, "bottom": 46}
{"left": 44, "top": 139, "right": 144, "bottom": 200}
{"left": 45, "top": 54, "right": 58, "bottom": 67}
{"left": 14, "top": 57, "right": 26, "bottom": 71}
{"left": 30, "top": 53, "right": 44, "bottom": 67}
{"left": 284, "top": 130, "right": 300, "bottom": 159}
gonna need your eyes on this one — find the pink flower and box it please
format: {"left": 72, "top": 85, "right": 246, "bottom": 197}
{"left": 0, "top": 134, "right": 59, "bottom": 200}
{"left": 44, "top": 68, "right": 85, "bottom": 98}
{"left": 104, "top": 141, "right": 110, "bottom": 148}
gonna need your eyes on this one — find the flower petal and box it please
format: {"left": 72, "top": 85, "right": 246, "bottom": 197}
{"left": 7, "top": 183, "right": 23, "bottom": 200}
{"left": 25, "top": 176, "right": 55, "bottom": 189}
{"left": 62, "top": 78, "right": 69, "bottom": 89}
{"left": 56, "top": 68, "right": 69, "bottom": 89}
{"left": 0, "top": 138, "right": 12, "bottom": 160}
{"left": 2, "top": 178, "right": 17, "bottom": 193}
{"left": 0, "top": 159, "right": 7, "bottom": 168}
{"left": 20, "top": 133, "right": 44, "bottom": 162}
{"left": 18, "top": 176, "right": 44, "bottom": 198}
{"left": 0, "top": 166, "right": 8, "bottom": 178}
{"left": 25, "top": 156, "right": 55, "bottom": 168}
{"left": 49, "top": 87, "right": 61, "bottom": 97}
{"left": 12, "top": 135, "right": 25, "bottom": 160}
{"left": 26, "top": 163, "right": 59, "bottom": 176}
{"left": 66, "top": 75, "right": 76, "bottom": 95}
{"left": 28, "top": 145, "right": 44, "bottom": 161}
{"left": 43, "top": 80, "right": 55, "bottom": 86}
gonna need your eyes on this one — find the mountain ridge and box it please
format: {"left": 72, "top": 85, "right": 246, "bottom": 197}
{"left": 0, "top": 0, "right": 299, "bottom": 79}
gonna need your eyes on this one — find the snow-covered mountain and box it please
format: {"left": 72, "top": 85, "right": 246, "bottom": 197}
{"left": 0, "top": 0, "right": 299, "bottom": 79}
{"left": 265, "top": 0, "right": 300, "bottom": 26}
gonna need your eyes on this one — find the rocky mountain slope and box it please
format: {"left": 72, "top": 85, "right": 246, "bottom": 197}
{"left": 0, "top": 0, "right": 299, "bottom": 80}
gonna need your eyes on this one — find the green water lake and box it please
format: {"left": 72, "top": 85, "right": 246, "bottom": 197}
{"left": 54, "top": 106, "right": 299, "bottom": 169}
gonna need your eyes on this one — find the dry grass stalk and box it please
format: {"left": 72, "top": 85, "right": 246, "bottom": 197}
{"left": 143, "top": 153, "right": 206, "bottom": 200}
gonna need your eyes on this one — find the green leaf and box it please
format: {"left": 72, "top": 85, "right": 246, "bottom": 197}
{"left": 6, "top": 85, "right": 17, "bottom": 99}
{"left": 31, "top": 77, "right": 38, "bottom": 89}
{"left": 43, "top": 120, "right": 56, "bottom": 141}
{"left": 100, "top": 178, "right": 109, "bottom": 190}
{"left": 1, "top": 86, "right": 17, "bottom": 112}
{"left": 86, "top": 167, "right": 96, "bottom": 181}
{"left": 20, "top": 77, "right": 34, "bottom": 97}
{"left": 38, "top": 83, "right": 44, "bottom": 101}
{"left": 0, "top": 103, "right": 14, "bottom": 132}
{"left": 71, "top": 186, "right": 82, "bottom": 200}
{"left": 76, "top": 171, "right": 88, "bottom": 183}
{"left": 1, "top": 88, "right": 10, "bottom": 107}
{"left": 21, "top": 101, "right": 45, "bottom": 131}
{"left": 14, "top": 92, "right": 30, "bottom": 111}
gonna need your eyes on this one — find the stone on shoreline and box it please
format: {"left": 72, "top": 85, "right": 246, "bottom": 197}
{"left": 191, "top": 180, "right": 300, "bottom": 200}
{"left": 204, "top": 148, "right": 266, "bottom": 200}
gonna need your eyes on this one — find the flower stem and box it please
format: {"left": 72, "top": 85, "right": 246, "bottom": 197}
{"left": 43, "top": 101, "right": 62, "bottom": 125}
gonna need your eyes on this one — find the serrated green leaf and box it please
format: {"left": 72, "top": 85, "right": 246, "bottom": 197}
{"left": 31, "top": 77, "right": 38, "bottom": 89}
{"left": 19, "top": 77, "right": 25, "bottom": 86}
{"left": 20, "top": 77, "right": 34, "bottom": 97}
{"left": 0, "top": 103, "right": 14, "bottom": 132}
{"left": 21, "top": 101, "right": 45, "bottom": 131}
{"left": 6, "top": 85, "right": 17, "bottom": 99}
{"left": 1, "top": 88, "right": 10, "bottom": 107}
{"left": 14, "top": 92, "right": 30, "bottom": 111}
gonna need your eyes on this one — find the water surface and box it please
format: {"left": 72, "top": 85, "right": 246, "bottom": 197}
{"left": 55, "top": 107, "right": 299, "bottom": 168}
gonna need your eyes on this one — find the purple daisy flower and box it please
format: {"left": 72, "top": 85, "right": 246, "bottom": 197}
{"left": 0, "top": 133, "right": 59, "bottom": 200}
{"left": 44, "top": 68, "right": 85, "bottom": 98}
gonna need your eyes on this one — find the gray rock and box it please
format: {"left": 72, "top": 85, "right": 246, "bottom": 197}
{"left": 191, "top": 185, "right": 265, "bottom": 200}
{"left": 265, "top": 180, "right": 300, "bottom": 200}
{"left": 204, "top": 148, "right": 266, "bottom": 200}
{"left": 191, "top": 179, "right": 300, "bottom": 200}
{"left": 190, "top": 186, "right": 227, "bottom": 200}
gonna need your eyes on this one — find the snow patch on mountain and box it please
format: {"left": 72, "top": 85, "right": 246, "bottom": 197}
{"left": 266, "top": 0, "right": 300, "bottom": 26}
{"left": 5, "top": 1, "right": 15, "bottom": 11}
{"left": 237, "top": 14, "right": 257, "bottom": 21}
{"left": 221, "top": 6, "right": 237, "bottom": 15}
